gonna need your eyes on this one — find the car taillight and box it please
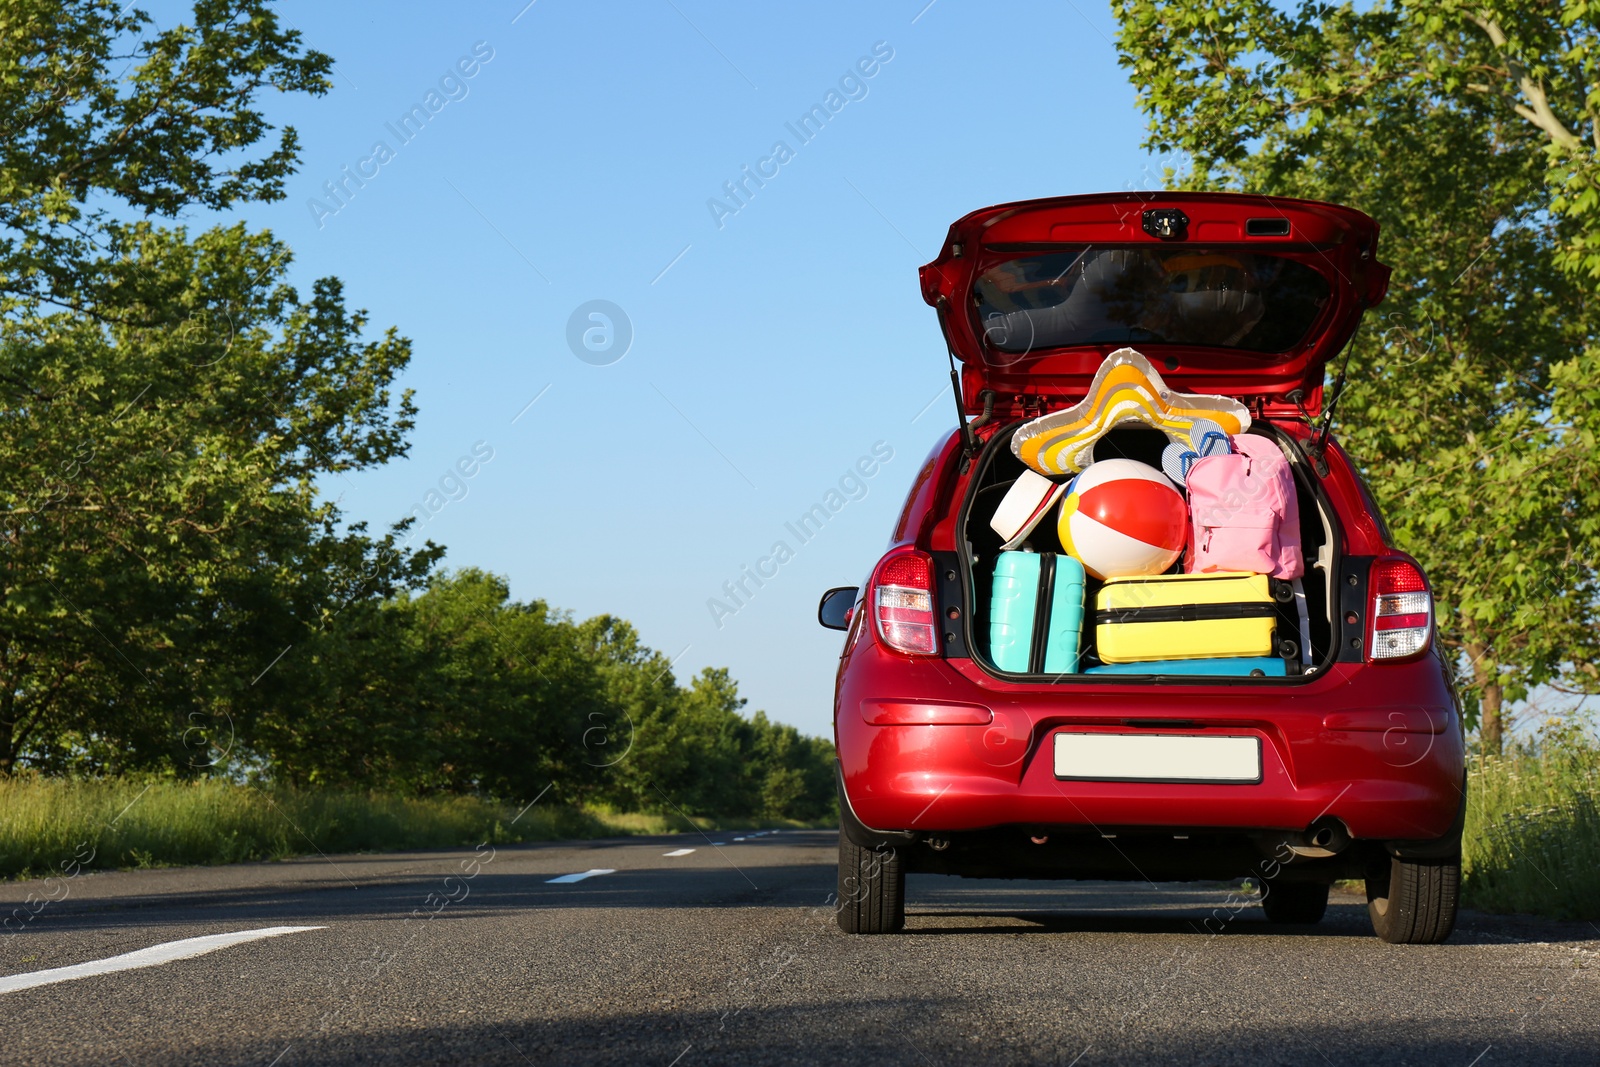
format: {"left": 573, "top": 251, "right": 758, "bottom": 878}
{"left": 871, "top": 550, "right": 938, "bottom": 656}
{"left": 1369, "top": 557, "right": 1432, "bottom": 661}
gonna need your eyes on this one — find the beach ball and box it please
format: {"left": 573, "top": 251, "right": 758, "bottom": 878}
{"left": 1057, "top": 459, "right": 1187, "bottom": 579}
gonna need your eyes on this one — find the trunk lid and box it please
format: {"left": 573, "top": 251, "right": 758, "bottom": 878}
{"left": 920, "top": 193, "right": 1390, "bottom": 417}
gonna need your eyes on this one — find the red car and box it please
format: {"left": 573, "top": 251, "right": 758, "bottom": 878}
{"left": 818, "top": 193, "right": 1465, "bottom": 944}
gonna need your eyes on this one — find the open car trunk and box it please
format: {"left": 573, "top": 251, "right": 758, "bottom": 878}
{"left": 958, "top": 420, "right": 1340, "bottom": 683}
{"left": 920, "top": 192, "right": 1389, "bottom": 419}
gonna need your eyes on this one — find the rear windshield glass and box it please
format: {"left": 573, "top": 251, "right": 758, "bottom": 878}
{"left": 973, "top": 248, "right": 1329, "bottom": 353}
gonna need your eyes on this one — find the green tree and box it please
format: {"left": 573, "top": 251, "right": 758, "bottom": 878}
{"left": 748, "top": 710, "right": 836, "bottom": 820}
{"left": 0, "top": 225, "right": 432, "bottom": 772}
{"left": 396, "top": 570, "right": 608, "bottom": 798}
{"left": 646, "top": 666, "right": 762, "bottom": 817}
{"left": 1112, "top": 0, "right": 1600, "bottom": 749}
{"left": 285, "top": 584, "right": 841, "bottom": 818}
{"left": 0, "top": 2, "right": 432, "bottom": 771}
{"left": 260, "top": 570, "right": 610, "bottom": 797}
{"left": 578, "top": 639, "right": 837, "bottom": 820}
{"left": 639, "top": 668, "right": 835, "bottom": 820}
{"left": 0, "top": 1, "right": 843, "bottom": 815}
{"left": 575, "top": 615, "right": 697, "bottom": 811}
{"left": 0, "top": 0, "right": 330, "bottom": 317}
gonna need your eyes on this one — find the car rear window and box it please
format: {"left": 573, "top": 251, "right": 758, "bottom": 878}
{"left": 972, "top": 247, "right": 1330, "bottom": 354}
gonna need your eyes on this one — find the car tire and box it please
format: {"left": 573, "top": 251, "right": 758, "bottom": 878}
{"left": 1366, "top": 853, "right": 1459, "bottom": 944}
{"left": 1259, "top": 879, "right": 1328, "bottom": 924}
{"left": 836, "top": 835, "right": 905, "bottom": 934}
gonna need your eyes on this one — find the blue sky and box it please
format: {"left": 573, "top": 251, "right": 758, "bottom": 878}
{"left": 163, "top": 0, "right": 1169, "bottom": 738}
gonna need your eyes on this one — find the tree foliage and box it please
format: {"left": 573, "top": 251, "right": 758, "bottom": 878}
{"left": 254, "top": 571, "right": 836, "bottom": 820}
{"left": 0, "top": 0, "right": 331, "bottom": 317}
{"left": 0, "top": 2, "right": 836, "bottom": 817}
{"left": 0, "top": 225, "right": 432, "bottom": 773}
{"left": 1113, "top": 0, "right": 1600, "bottom": 749}
{"left": 0, "top": 1, "right": 418, "bottom": 771}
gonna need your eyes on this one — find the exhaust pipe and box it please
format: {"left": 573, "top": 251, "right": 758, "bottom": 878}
{"left": 1309, "top": 818, "right": 1351, "bottom": 852}
{"left": 1286, "top": 818, "right": 1351, "bottom": 859}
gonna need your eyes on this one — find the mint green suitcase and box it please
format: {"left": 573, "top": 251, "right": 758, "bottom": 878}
{"left": 989, "top": 551, "right": 1086, "bottom": 674}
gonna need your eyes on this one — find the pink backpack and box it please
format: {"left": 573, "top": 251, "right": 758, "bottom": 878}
{"left": 1185, "top": 434, "right": 1303, "bottom": 579}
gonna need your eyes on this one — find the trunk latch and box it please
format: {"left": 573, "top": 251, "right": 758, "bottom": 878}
{"left": 1142, "top": 208, "right": 1189, "bottom": 240}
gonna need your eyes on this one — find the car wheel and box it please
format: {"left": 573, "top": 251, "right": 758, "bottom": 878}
{"left": 1366, "top": 853, "right": 1459, "bottom": 944}
{"left": 836, "top": 835, "right": 905, "bottom": 934}
{"left": 1259, "top": 879, "right": 1328, "bottom": 924}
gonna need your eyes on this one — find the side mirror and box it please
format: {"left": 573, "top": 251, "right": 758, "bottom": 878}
{"left": 817, "top": 586, "right": 859, "bottom": 630}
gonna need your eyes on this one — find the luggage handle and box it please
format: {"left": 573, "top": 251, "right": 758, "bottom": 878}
{"left": 1028, "top": 553, "right": 1057, "bottom": 674}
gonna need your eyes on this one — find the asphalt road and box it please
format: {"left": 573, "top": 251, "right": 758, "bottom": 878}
{"left": 1, "top": 830, "right": 1595, "bottom": 1066}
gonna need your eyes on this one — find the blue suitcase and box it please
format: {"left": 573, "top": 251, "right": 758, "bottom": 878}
{"left": 1084, "top": 657, "right": 1287, "bottom": 677}
{"left": 990, "top": 551, "right": 1085, "bottom": 674}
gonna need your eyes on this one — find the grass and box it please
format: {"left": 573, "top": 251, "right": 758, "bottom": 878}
{"left": 0, "top": 778, "right": 829, "bottom": 882}
{"left": 582, "top": 809, "right": 831, "bottom": 836}
{"left": 1462, "top": 723, "right": 1600, "bottom": 921}
{"left": 9, "top": 735, "right": 1597, "bottom": 922}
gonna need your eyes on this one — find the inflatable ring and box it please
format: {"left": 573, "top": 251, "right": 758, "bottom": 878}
{"left": 1011, "top": 348, "right": 1252, "bottom": 475}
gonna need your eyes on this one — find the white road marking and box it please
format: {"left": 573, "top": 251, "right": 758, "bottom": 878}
{"left": 663, "top": 849, "right": 695, "bottom": 857}
{"left": 732, "top": 837, "right": 746, "bottom": 841}
{"left": 711, "top": 842, "right": 727, "bottom": 847}
{"left": 545, "top": 869, "right": 616, "bottom": 884}
{"left": 0, "top": 926, "right": 325, "bottom": 995}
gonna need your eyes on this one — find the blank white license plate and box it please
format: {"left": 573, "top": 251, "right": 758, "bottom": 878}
{"left": 1053, "top": 732, "right": 1261, "bottom": 783}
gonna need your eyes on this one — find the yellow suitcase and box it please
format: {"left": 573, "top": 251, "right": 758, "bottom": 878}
{"left": 1094, "top": 572, "right": 1279, "bottom": 663}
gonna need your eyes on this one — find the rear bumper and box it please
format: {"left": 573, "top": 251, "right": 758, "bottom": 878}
{"left": 835, "top": 643, "right": 1465, "bottom": 843}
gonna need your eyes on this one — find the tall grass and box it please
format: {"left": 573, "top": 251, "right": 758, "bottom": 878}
{"left": 13, "top": 741, "right": 1595, "bottom": 921}
{"left": 0, "top": 778, "right": 607, "bottom": 880}
{"left": 1462, "top": 723, "right": 1600, "bottom": 921}
{"left": 0, "top": 779, "right": 833, "bottom": 881}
